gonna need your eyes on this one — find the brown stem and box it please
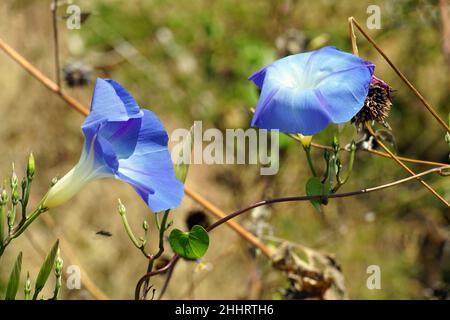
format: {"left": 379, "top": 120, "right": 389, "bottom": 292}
{"left": 365, "top": 123, "right": 449, "bottom": 207}
{"left": 0, "top": 37, "right": 88, "bottom": 115}
{"left": 184, "top": 187, "right": 272, "bottom": 258}
{"left": 348, "top": 17, "right": 450, "bottom": 133}
{"left": 51, "top": 0, "right": 61, "bottom": 88}
{"left": 308, "top": 141, "right": 446, "bottom": 168}
{"left": 157, "top": 260, "right": 176, "bottom": 300}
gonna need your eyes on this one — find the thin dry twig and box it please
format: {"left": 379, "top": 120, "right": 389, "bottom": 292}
{"left": 365, "top": 123, "right": 449, "bottom": 207}
{"left": 348, "top": 17, "right": 450, "bottom": 133}
{"left": 51, "top": 0, "right": 61, "bottom": 88}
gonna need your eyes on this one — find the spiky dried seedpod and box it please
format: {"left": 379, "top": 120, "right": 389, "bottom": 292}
{"left": 352, "top": 76, "right": 393, "bottom": 129}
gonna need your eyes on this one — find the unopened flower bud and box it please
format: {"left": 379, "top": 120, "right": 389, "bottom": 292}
{"left": 332, "top": 136, "right": 339, "bottom": 152}
{"left": 24, "top": 272, "right": 32, "bottom": 300}
{"left": 10, "top": 164, "right": 18, "bottom": 191}
{"left": 51, "top": 177, "right": 59, "bottom": 187}
{"left": 12, "top": 189, "right": 19, "bottom": 206}
{"left": 0, "top": 189, "right": 7, "bottom": 205}
{"left": 27, "top": 153, "right": 35, "bottom": 180}
{"left": 55, "top": 255, "right": 64, "bottom": 277}
{"left": 7, "top": 208, "right": 16, "bottom": 228}
{"left": 117, "top": 199, "right": 126, "bottom": 216}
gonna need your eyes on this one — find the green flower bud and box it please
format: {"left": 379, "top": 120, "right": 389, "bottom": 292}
{"left": 24, "top": 272, "right": 32, "bottom": 300}
{"left": 7, "top": 207, "right": 16, "bottom": 229}
{"left": 143, "top": 220, "right": 149, "bottom": 231}
{"left": 10, "top": 164, "right": 18, "bottom": 190}
{"left": 350, "top": 140, "right": 356, "bottom": 152}
{"left": 0, "top": 189, "right": 7, "bottom": 205}
{"left": 51, "top": 177, "right": 59, "bottom": 187}
{"left": 12, "top": 189, "right": 19, "bottom": 205}
{"left": 55, "top": 255, "right": 64, "bottom": 277}
{"left": 27, "top": 153, "right": 35, "bottom": 180}
{"left": 53, "top": 252, "right": 64, "bottom": 300}
{"left": 332, "top": 135, "right": 339, "bottom": 153}
{"left": 117, "top": 199, "right": 126, "bottom": 216}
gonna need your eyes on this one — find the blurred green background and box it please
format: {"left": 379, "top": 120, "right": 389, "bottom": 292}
{"left": 0, "top": 0, "right": 449, "bottom": 299}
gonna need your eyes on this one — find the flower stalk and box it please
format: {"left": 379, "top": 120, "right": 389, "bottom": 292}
{"left": 118, "top": 199, "right": 142, "bottom": 250}
{"left": 334, "top": 140, "right": 356, "bottom": 192}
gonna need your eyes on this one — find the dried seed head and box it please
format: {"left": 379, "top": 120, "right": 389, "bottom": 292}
{"left": 352, "top": 76, "right": 393, "bottom": 129}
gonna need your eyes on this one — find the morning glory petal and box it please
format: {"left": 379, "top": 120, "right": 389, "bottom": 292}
{"left": 83, "top": 79, "right": 143, "bottom": 129}
{"left": 132, "top": 110, "right": 170, "bottom": 155}
{"left": 252, "top": 82, "right": 331, "bottom": 135}
{"left": 116, "top": 110, "right": 184, "bottom": 212}
{"left": 249, "top": 46, "right": 375, "bottom": 135}
{"left": 94, "top": 133, "right": 119, "bottom": 173}
{"left": 99, "top": 118, "right": 141, "bottom": 159}
{"left": 117, "top": 154, "right": 184, "bottom": 212}
{"left": 248, "top": 65, "right": 270, "bottom": 89}
{"left": 304, "top": 46, "right": 375, "bottom": 123}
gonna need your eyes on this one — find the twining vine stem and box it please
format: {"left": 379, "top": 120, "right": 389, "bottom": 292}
{"left": 134, "top": 165, "right": 449, "bottom": 299}
{"left": 141, "top": 210, "right": 170, "bottom": 299}
{"left": 365, "top": 123, "right": 449, "bottom": 207}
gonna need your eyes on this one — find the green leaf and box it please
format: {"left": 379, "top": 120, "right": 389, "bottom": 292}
{"left": 306, "top": 177, "right": 330, "bottom": 213}
{"left": 33, "top": 240, "right": 59, "bottom": 300}
{"left": 169, "top": 225, "right": 209, "bottom": 260}
{"left": 5, "top": 252, "right": 22, "bottom": 300}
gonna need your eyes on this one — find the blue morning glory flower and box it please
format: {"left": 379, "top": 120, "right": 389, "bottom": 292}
{"left": 43, "top": 78, "right": 184, "bottom": 212}
{"left": 249, "top": 46, "right": 375, "bottom": 135}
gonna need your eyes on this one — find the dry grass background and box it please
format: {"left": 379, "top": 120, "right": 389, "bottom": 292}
{"left": 0, "top": 0, "right": 449, "bottom": 299}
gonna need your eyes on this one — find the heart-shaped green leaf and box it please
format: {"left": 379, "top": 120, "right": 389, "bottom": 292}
{"left": 306, "top": 177, "right": 330, "bottom": 213}
{"left": 169, "top": 225, "right": 209, "bottom": 260}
